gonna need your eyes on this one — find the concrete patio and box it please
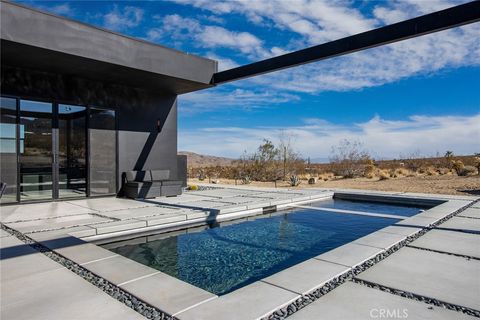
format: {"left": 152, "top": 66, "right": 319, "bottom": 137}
{"left": 1, "top": 186, "right": 479, "bottom": 320}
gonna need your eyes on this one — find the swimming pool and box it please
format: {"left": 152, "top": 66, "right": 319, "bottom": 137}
{"left": 104, "top": 200, "right": 427, "bottom": 295}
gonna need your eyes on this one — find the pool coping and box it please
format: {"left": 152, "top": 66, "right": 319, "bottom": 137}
{"left": 2, "top": 189, "right": 478, "bottom": 320}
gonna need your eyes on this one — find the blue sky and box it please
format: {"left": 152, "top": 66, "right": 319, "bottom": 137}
{"left": 19, "top": 0, "right": 480, "bottom": 160}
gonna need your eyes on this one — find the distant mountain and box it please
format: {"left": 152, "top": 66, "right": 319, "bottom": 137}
{"left": 178, "top": 151, "right": 235, "bottom": 168}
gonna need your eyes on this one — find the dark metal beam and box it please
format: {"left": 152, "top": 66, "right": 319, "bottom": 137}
{"left": 212, "top": 1, "right": 480, "bottom": 85}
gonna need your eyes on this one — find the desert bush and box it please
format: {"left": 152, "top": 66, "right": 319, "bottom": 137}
{"left": 474, "top": 155, "right": 480, "bottom": 175}
{"left": 378, "top": 172, "right": 389, "bottom": 180}
{"left": 458, "top": 165, "right": 477, "bottom": 176}
{"left": 198, "top": 170, "right": 206, "bottom": 181}
{"left": 188, "top": 185, "right": 199, "bottom": 191}
{"left": 289, "top": 175, "right": 300, "bottom": 186}
{"left": 330, "top": 140, "right": 371, "bottom": 178}
{"left": 451, "top": 160, "right": 465, "bottom": 175}
{"left": 241, "top": 175, "right": 251, "bottom": 184}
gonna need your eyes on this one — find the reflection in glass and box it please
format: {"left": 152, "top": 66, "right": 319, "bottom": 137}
{"left": 58, "top": 104, "right": 87, "bottom": 198}
{"left": 0, "top": 97, "right": 18, "bottom": 203}
{"left": 89, "top": 108, "right": 116, "bottom": 195}
{"left": 19, "top": 100, "right": 53, "bottom": 201}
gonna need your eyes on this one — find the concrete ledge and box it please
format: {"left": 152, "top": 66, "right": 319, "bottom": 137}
{"left": 353, "top": 231, "right": 407, "bottom": 250}
{"left": 315, "top": 243, "right": 384, "bottom": 268}
{"left": 262, "top": 258, "right": 350, "bottom": 295}
{"left": 176, "top": 281, "right": 300, "bottom": 320}
{"left": 82, "top": 255, "right": 160, "bottom": 286}
{"left": 92, "top": 220, "right": 147, "bottom": 235}
{"left": 119, "top": 272, "right": 217, "bottom": 316}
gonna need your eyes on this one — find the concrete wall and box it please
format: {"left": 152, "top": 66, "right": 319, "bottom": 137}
{"left": 1, "top": 65, "right": 179, "bottom": 194}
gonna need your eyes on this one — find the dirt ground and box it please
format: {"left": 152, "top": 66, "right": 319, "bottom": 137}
{"left": 188, "top": 175, "right": 480, "bottom": 196}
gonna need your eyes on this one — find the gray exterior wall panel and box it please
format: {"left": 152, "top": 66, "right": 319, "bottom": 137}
{"left": 0, "top": 1, "right": 217, "bottom": 85}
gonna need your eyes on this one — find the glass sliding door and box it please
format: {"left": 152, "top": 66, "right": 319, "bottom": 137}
{"left": 89, "top": 108, "right": 117, "bottom": 196}
{"left": 58, "top": 104, "right": 87, "bottom": 198}
{"left": 19, "top": 100, "right": 53, "bottom": 201}
{"left": 0, "top": 97, "right": 18, "bottom": 203}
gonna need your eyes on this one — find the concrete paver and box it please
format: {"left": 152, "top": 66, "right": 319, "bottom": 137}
{"left": 176, "top": 281, "right": 299, "bottom": 320}
{"left": 120, "top": 271, "right": 216, "bottom": 316}
{"left": 356, "top": 247, "right": 480, "bottom": 310}
{"left": 288, "top": 281, "right": 476, "bottom": 320}
{"left": 262, "top": 258, "right": 349, "bottom": 294}
{"left": 410, "top": 229, "right": 480, "bottom": 258}
{"left": 1, "top": 268, "right": 146, "bottom": 320}
{"left": 353, "top": 231, "right": 406, "bottom": 250}
{"left": 82, "top": 255, "right": 159, "bottom": 285}
{"left": 67, "top": 197, "right": 156, "bottom": 212}
{"left": 1, "top": 236, "right": 63, "bottom": 282}
{"left": 438, "top": 216, "right": 480, "bottom": 233}
{"left": 315, "top": 243, "right": 383, "bottom": 268}
{"left": 5, "top": 214, "right": 112, "bottom": 233}
{"left": 458, "top": 208, "right": 480, "bottom": 219}
{"left": 0, "top": 202, "right": 95, "bottom": 223}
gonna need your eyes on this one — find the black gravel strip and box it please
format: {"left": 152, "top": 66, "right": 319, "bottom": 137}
{"left": 352, "top": 278, "right": 480, "bottom": 318}
{"left": 264, "top": 198, "right": 480, "bottom": 320}
{"left": 0, "top": 223, "right": 177, "bottom": 320}
{"left": 406, "top": 244, "right": 480, "bottom": 261}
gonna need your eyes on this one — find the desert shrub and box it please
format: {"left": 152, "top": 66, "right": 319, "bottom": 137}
{"left": 241, "top": 175, "right": 251, "bottom": 184}
{"left": 378, "top": 172, "right": 389, "bottom": 180}
{"left": 474, "top": 155, "right": 480, "bottom": 175}
{"left": 330, "top": 140, "right": 371, "bottom": 178}
{"left": 188, "top": 185, "right": 199, "bottom": 191}
{"left": 198, "top": 170, "right": 206, "bottom": 181}
{"left": 289, "top": 175, "right": 300, "bottom": 186}
{"left": 458, "top": 165, "right": 477, "bottom": 176}
{"left": 451, "top": 160, "right": 465, "bottom": 175}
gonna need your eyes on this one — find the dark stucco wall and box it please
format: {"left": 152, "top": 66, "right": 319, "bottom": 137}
{"left": 1, "top": 65, "right": 179, "bottom": 193}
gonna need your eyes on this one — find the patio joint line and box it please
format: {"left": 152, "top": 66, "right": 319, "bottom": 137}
{"left": 405, "top": 244, "right": 480, "bottom": 261}
{"left": 0, "top": 223, "right": 178, "bottom": 320}
{"left": 80, "top": 254, "right": 118, "bottom": 265}
{"left": 260, "top": 280, "right": 305, "bottom": 295}
{"left": 172, "top": 296, "right": 219, "bottom": 317}
{"left": 117, "top": 271, "right": 161, "bottom": 287}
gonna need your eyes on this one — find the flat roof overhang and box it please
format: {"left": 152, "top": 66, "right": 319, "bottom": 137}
{"left": 0, "top": 1, "right": 217, "bottom": 94}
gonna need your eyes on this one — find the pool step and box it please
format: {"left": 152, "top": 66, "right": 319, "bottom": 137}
{"left": 290, "top": 205, "right": 407, "bottom": 220}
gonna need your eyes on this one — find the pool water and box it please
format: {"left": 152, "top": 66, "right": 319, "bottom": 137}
{"left": 105, "top": 200, "right": 426, "bottom": 295}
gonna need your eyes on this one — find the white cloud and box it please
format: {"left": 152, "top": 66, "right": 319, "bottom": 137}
{"left": 179, "top": 114, "right": 480, "bottom": 159}
{"left": 167, "top": 0, "right": 479, "bottom": 95}
{"left": 148, "top": 14, "right": 267, "bottom": 58}
{"left": 49, "top": 3, "right": 72, "bottom": 15}
{"left": 104, "top": 5, "right": 144, "bottom": 31}
{"left": 179, "top": 86, "right": 300, "bottom": 114}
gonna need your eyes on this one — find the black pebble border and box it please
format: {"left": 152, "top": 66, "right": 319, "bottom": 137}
{"left": 0, "top": 224, "right": 178, "bottom": 320}
{"left": 264, "top": 199, "right": 480, "bottom": 320}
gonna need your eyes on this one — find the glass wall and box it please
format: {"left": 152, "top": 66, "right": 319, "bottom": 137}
{"left": 0, "top": 97, "right": 117, "bottom": 203}
{"left": 58, "top": 104, "right": 87, "bottom": 198}
{"left": 0, "top": 97, "right": 18, "bottom": 203}
{"left": 19, "top": 100, "right": 53, "bottom": 201}
{"left": 89, "top": 108, "right": 117, "bottom": 196}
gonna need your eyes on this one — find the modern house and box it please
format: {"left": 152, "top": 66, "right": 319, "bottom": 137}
{"left": 1, "top": 0, "right": 476, "bottom": 205}
{"left": 0, "top": 1, "right": 217, "bottom": 204}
